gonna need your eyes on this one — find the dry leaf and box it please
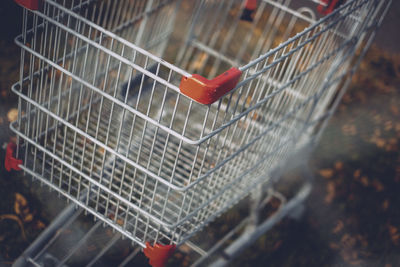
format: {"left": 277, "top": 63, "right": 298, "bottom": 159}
{"left": 334, "top": 161, "right": 344, "bottom": 171}
{"left": 23, "top": 214, "right": 33, "bottom": 223}
{"left": 353, "top": 169, "right": 361, "bottom": 179}
{"left": 333, "top": 220, "right": 344, "bottom": 234}
{"left": 382, "top": 199, "right": 389, "bottom": 211}
{"left": 388, "top": 225, "right": 400, "bottom": 245}
{"left": 341, "top": 234, "right": 357, "bottom": 248}
{"left": 325, "top": 182, "right": 335, "bottom": 204}
{"left": 376, "top": 138, "right": 386, "bottom": 148}
{"left": 35, "top": 220, "right": 46, "bottom": 229}
{"left": 360, "top": 176, "right": 369, "bottom": 187}
{"left": 319, "top": 169, "right": 334, "bottom": 179}
{"left": 14, "top": 193, "right": 28, "bottom": 215}
{"left": 179, "top": 244, "right": 191, "bottom": 254}
{"left": 388, "top": 225, "right": 397, "bottom": 235}
{"left": 7, "top": 108, "right": 18, "bottom": 122}
{"left": 372, "top": 179, "right": 384, "bottom": 192}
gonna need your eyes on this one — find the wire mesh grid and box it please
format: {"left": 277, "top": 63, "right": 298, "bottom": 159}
{"left": 9, "top": 0, "right": 390, "bottom": 247}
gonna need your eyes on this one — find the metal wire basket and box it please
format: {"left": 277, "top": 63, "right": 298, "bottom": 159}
{"left": 8, "top": 0, "right": 390, "bottom": 256}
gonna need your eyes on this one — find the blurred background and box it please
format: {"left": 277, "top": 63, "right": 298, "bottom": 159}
{"left": 0, "top": 1, "right": 399, "bottom": 266}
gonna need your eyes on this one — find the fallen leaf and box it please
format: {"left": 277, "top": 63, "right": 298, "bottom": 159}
{"left": 14, "top": 193, "right": 28, "bottom": 215}
{"left": 360, "top": 176, "right": 369, "bottom": 187}
{"left": 375, "top": 138, "right": 386, "bottom": 148}
{"left": 372, "top": 179, "right": 384, "bottom": 192}
{"left": 333, "top": 220, "right": 344, "bottom": 234}
{"left": 388, "top": 225, "right": 397, "bottom": 235}
{"left": 23, "top": 214, "right": 33, "bottom": 223}
{"left": 179, "top": 244, "right": 191, "bottom": 254}
{"left": 325, "top": 182, "right": 335, "bottom": 204}
{"left": 334, "top": 161, "right": 344, "bottom": 171}
{"left": 353, "top": 169, "right": 361, "bottom": 179}
{"left": 7, "top": 108, "right": 18, "bottom": 122}
{"left": 382, "top": 199, "right": 389, "bottom": 211}
{"left": 35, "top": 220, "right": 46, "bottom": 229}
{"left": 388, "top": 225, "right": 400, "bottom": 245}
{"left": 319, "top": 169, "right": 334, "bottom": 179}
{"left": 341, "top": 234, "right": 357, "bottom": 248}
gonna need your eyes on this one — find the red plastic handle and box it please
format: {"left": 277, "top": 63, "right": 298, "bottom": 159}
{"left": 143, "top": 242, "right": 176, "bottom": 267}
{"left": 318, "top": 0, "right": 342, "bottom": 15}
{"left": 179, "top": 67, "right": 242, "bottom": 105}
{"left": 5, "top": 142, "right": 23, "bottom": 172}
{"left": 14, "top": 0, "right": 41, "bottom": 10}
{"left": 244, "top": 0, "right": 257, "bottom": 10}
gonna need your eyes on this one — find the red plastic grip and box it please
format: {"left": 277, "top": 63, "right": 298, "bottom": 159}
{"left": 318, "top": 0, "right": 343, "bottom": 15}
{"left": 5, "top": 142, "right": 22, "bottom": 172}
{"left": 143, "top": 242, "right": 176, "bottom": 267}
{"left": 244, "top": 0, "right": 257, "bottom": 10}
{"left": 179, "top": 67, "right": 242, "bottom": 105}
{"left": 14, "top": 0, "right": 41, "bottom": 10}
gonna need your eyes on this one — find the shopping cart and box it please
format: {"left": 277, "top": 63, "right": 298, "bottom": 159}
{"left": 6, "top": 0, "right": 391, "bottom": 266}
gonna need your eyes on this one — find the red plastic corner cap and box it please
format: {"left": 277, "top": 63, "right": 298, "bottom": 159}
{"left": 5, "top": 142, "right": 23, "bottom": 172}
{"left": 143, "top": 242, "right": 176, "bottom": 267}
{"left": 244, "top": 0, "right": 257, "bottom": 10}
{"left": 14, "top": 0, "right": 41, "bottom": 10}
{"left": 179, "top": 67, "right": 242, "bottom": 105}
{"left": 318, "top": 0, "right": 343, "bottom": 15}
